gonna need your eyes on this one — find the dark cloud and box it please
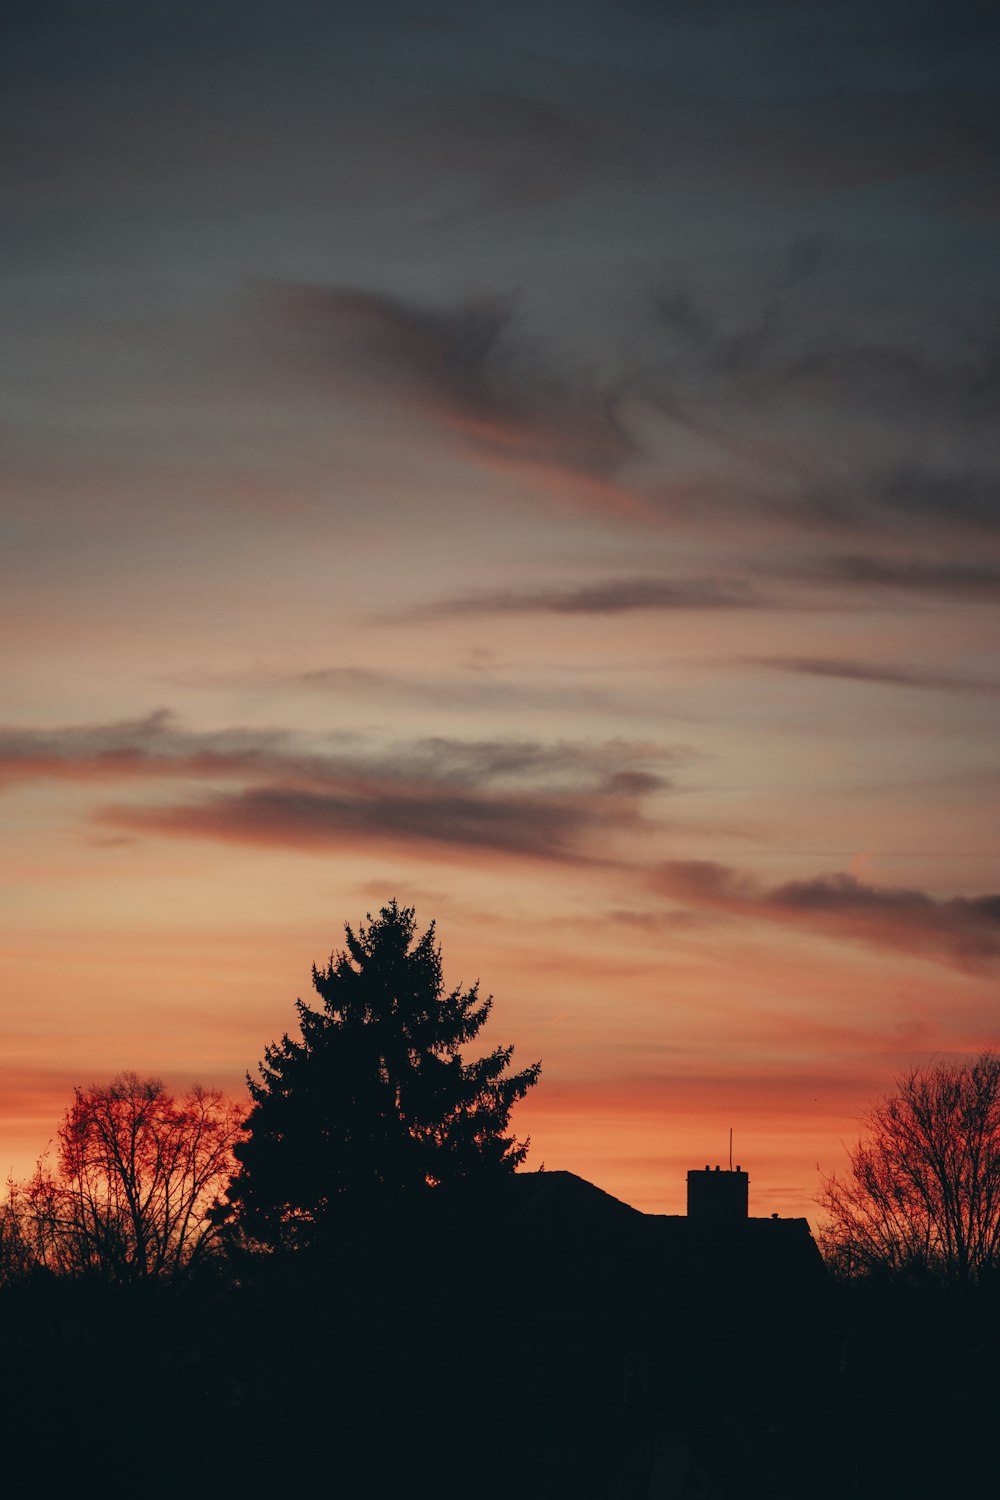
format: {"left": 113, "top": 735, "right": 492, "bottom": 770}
{"left": 748, "top": 656, "right": 1000, "bottom": 696}
{"left": 778, "top": 340, "right": 999, "bottom": 423}
{"left": 97, "top": 750, "right": 665, "bottom": 863}
{"left": 642, "top": 274, "right": 1000, "bottom": 553}
{"left": 653, "top": 292, "right": 716, "bottom": 350}
{"left": 0, "top": 710, "right": 317, "bottom": 787}
{"left": 259, "top": 283, "right": 635, "bottom": 494}
{"left": 100, "top": 784, "right": 598, "bottom": 863}
{"left": 780, "top": 468, "right": 1000, "bottom": 541}
{"left": 650, "top": 288, "right": 1000, "bottom": 431}
{"left": 366, "top": 735, "right": 676, "bottom": 794}
{"left": 653, "top": 861, "right": 1000, "bottom": 970}
{"left": 650, "top": 288, "right": 783, "bottom": 376}
{"left": 392, "top": 575, "right": 766, "bottom": 622}
{"left": 823, "top": 555, "right": 1000, "bottom": 602}
{"left": 267, "top": 285, "right": 511, "bottom": 419}
{"left": 0, "top": 710, "right": 674, "bottom": 791}
{"left": 0, "top": 711, "right": 675, "bottom": 863}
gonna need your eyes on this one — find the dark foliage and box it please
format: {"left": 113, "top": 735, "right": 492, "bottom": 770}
{"left": 224, "top": 899, "right": 540, "bottom": 1247}
{"left": 6, "top": 1180, "right": 1000, "bottom": 1500}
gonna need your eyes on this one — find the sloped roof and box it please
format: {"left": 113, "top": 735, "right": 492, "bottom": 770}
{"left": 493, "top": 1169, "right": 830, "bottom": 1315}
{"left": 502, "top": 1168, "right": 643, "bottom": 1226}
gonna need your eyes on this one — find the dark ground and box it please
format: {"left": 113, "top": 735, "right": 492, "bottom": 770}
{"left": 2, "top": 1189, "right": 998, "bottom": 1499}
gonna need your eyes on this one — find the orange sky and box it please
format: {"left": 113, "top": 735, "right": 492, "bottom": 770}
{"left": 2, "top": 1, "right": 999, "bottom": 1227}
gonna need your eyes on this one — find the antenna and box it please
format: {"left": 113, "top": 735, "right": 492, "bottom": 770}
{"left": 729, "top": 1127, "right": 733, "bottom": 1172}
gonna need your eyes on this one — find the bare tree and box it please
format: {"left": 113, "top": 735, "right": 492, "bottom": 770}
{"left": 818, "top": 1052, "right": 1000, "bottom": 1286}
{"left": 4, "top": 1073, "right": 244, "bottom": 1284}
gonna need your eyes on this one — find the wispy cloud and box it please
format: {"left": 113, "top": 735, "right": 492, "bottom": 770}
{"left": 101, "top": 784, "right": 606, "bottom": 862}
{"left": 169, "top": 663, "right": 625, "bottom": 717}
{"left": 241, "top": 271, "right": 1000, "bottom": 560}
{"left": 653, "top": 861, "right": 1000, "bottom": 970}
{"left": 747, "top": 656, "right": 1000, "bottom": 696}
{"left": 0, "top": 710, "right": 675, "bottom": 790}
{"left": 389, "top": 575, "right": 767, "bottom": 622}
{"left": 0, "top": 710, "right": 326, "bottom": 787}
{"left": 0, "top": 711, "right": 677, "bottom": 864}
{"left": 821, "top": 555, "right": 1000, "bottom": 601}
{"left": 652, "top": 273, "right": 1000, "bottom": 427}
{"left": 642, "top": 277, "right": 1000, "bottom": 553}
{"left": 258, "top": 282, "right": 640, "bottom": 509}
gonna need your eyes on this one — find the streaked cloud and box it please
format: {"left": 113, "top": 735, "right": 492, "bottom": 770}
{"left": 258, "top": 282, "right": 639, "bottom": 507}
{"left": 101, "top": 784, "right": 607, "bottom": 863}
{"left": 0, "top": 710, "right": 678, "bottom": 864}
{"left": 391, "top": 575, "right": 767, "bottom": 622}
{"left": 0, "top": 710, "right": 320, "bottom": 787}
{"left": 821, "top": 555, "right": 1000, "bottom": 601}
{"left": 747, "top": 656, "right": 1000, "bottom": 696}
{"left": 653, "top": 861, "right": 1000, "bottom": 970}
{"left": 0, "top": 709, "right": 677, "bottom": 786}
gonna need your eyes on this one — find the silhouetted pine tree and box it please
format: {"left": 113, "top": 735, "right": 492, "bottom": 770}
{"left": 224, "top": 899, "right": 540, "bottom": 1247}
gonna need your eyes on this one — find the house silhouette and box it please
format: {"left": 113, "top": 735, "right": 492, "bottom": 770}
{"left": 461, "top": 1164, "right": 833, "bottom": 1495}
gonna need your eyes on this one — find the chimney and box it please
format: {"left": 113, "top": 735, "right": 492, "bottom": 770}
{"left": 686, "top": 1164, "right": 749, "bottom": 1221}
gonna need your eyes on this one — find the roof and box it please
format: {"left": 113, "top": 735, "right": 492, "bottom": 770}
{"left": 492, "top": 1170, "right": 830, "bottom": 1321}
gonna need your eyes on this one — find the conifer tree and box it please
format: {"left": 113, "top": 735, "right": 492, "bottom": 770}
{"left": 226, "top": 900, "right": 540, "bottom": 1247}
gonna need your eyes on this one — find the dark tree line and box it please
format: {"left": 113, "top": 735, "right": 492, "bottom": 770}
{"left": 10, "top": 902, "right": 998, "bottom": 1297}
{"left": 5, "top": 905, "right": 1000, "bottom": 1498}
{"left": 0, "top": 902, "right": 545, "bottom": 1497}
{"left": 2, "top": 900, "right": 540, "bottom": 1283}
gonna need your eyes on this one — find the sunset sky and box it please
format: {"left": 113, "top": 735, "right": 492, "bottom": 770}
{"left": 3, "top": 0, "right": 999, "bottom": 1221}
